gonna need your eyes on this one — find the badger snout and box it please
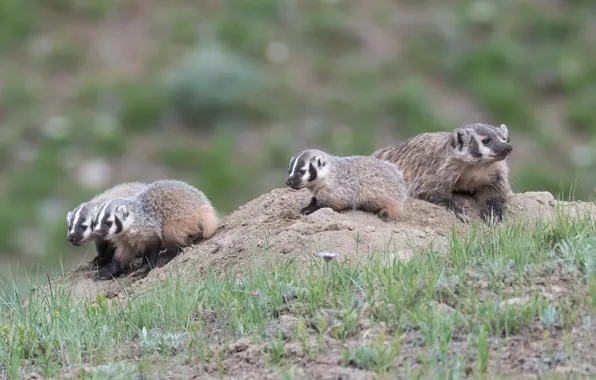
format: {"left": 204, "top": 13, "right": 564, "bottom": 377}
{"left": 498, "top": 143, "right": 513, "bottom": 157}
{"left": 67, "top": 234, "right": 81, "bottom": 245}
{"left": 285, "top": 177, "right": 302, "bottom": 189}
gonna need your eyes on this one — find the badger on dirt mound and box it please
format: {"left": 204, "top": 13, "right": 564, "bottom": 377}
{"left": 91, "top": 179, "right": 219, "bottom": 280}
{"left": 285, "top": 148, "right": 409, "bottom": 222}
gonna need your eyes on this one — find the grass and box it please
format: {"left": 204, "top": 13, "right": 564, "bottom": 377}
{"left": 1, "top": 207, "right": 595, "bottom": 378}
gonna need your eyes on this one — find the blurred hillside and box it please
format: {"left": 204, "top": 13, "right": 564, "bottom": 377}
{"left": 1, "top": 0, "right": 595, "bottom": 278}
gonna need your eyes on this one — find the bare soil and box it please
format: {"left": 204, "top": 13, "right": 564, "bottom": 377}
{"left": 40, "top": 188, "right": 595, "bottom": 302}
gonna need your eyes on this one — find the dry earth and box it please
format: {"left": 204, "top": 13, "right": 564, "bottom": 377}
{"left": 38, "top": 187, "right": 595, "bottom": 303}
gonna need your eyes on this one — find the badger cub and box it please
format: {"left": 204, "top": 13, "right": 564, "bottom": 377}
{"left": 373, "top": 123, "right": 513, "bottom": 223}
{"left": 285, "top": 149, "right": 408, "bottom": 221}
{"left": 66, "top": 181, "right": 149, "bottom": 269}
{"left": 91, "top": 179, "right": 219, "bottom": 280}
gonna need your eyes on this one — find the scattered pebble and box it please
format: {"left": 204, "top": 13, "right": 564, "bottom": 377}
{"left": 501, "top": 296, "right": 531, "bottom": 306}
{"left": 229, "top": 338, "right": 252, "bottom": 354}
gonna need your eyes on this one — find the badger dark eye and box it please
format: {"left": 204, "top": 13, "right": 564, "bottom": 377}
{"left": 299, "top": 169, "right": 306, "bottom": 175}
{"left": 104, "top": 221, "right": 112, "bottom": 227}
{"left": 80, "top": 225, "right": 87, "bottom": 231}
{"left": 481, "top": 138, "right": 491, "bottom": 145}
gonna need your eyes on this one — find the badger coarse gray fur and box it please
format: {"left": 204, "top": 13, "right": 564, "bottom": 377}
{"left": 66, "top": 181, "right": 149, "bottom": 269}
{"left": 285, "top": 149, "right": 408, "bottom": 221}
{"left": 372, "top": 123, "right": 513, "bottom": 223}
{"left": 91, "top": 179, "right": 219, "bottom": 280}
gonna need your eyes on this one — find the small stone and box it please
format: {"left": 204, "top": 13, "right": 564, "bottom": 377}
{"left": 541, "top": 292, "right": 554, "bottom": 301}
{"left": 158, "top": 273, "right": 166, "bottom": 282}
{"left": 363, "top": 226, "right": 375, "bottom": 233}
{"left": 543, "top": 357, "right": 553, "bottom": 365}
{"left": 550, "top": 285, "right": 566, "bottom": 294}
{"left": 435, "top": 303, "right": 456, "bottom": 314}
{"left": 229, "top": 337, "right": 252, "bottom": 353}
{"left": 360, "top": 303, "right": 371, "bottom": 320}
{"left": 417, "top": 279, "right": 427, "bottom": 290}
{"left": 555, "top": 366, "right": 573, "bottom": 374}
{"left": 358, "top": 317, "right": 371, "bottom": 329}
{"left": 501, "top": 296, "right": 530, "bottom": 306}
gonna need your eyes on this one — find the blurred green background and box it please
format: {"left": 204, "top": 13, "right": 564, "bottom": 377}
{"left": 0, "top": 0, "right": 595, "bottom": 283}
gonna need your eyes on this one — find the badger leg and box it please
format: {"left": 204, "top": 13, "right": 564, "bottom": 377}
{"left": 98, "top": 239, "right": 156, "bottom": 280}
{"left": 432, "top": 195, "right": 470, "bottom": 224}
{"left": 156, "top": 241, "right": 183, "bottom": 267}
{"left": 98, "top": 247, "right": 129, "bottom": 280}
{"left": 300, "top": 197, "right": 320, "bottom": 215}
{"left": 377, "top": 200, "right": 406, "bottom": 222}
{"left": 472, "top": 187, "right": 508, "bottom": 224}
{"left": 478, "top": 196, "right": 504, "bottom": 223}
{"left": 188, "top": 230, "right": 204, "bottom": 244}
{"left": 142, "top": 236, "right": 164, "bottom": 270}
{"left": 471, "top": 171, "right": 511, "bottom": 224}
{"left": 91, "top": 239, "right": 116, "bottom": 269}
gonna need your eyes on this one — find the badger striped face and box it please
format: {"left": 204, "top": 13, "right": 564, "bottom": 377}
{"left": 285, "top": 150, "right": 329, "bottom": 189}
{"left": 66, "top": 203, "right": 96, "bottom": 245}
{"left": 453, "top": 123, "right": 513, "bottom": 163}
{"left": 92, "top": 200, "right": 134, "bottom": 239}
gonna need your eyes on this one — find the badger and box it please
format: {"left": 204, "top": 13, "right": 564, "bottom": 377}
{"left": 285, "top": 149, "right": 408, "bottom": 221}
{"left": 66, "top": 181, "right": 149, "bottom": 268}
{"left": 91, "top": 179, "right": 219, "bottom": 280}
{"left": 373, "top": 123, "right": 513, "bottom": 223}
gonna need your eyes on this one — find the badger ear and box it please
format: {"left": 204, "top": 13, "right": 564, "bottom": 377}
{"left": 452, "top": 128, "right": 470, "bottom": 150}
{"left": 312, "top": 155, "right": 326, "bottom": 169}
{"left": 499, "top": 124, "right": 509, "bottom": 140}
{"left": 115, "top": 205, "right": 129, "bottom": 220}
{"left": 66, "top": 211, "right": 71, "bottom": 222}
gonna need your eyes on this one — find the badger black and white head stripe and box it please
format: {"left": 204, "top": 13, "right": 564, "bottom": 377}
{"left": 66, "top": 203, "right": 96, "bottom": 245}
{"left": 285, "top": 149, "right": 330, "bottom": 190}
{"left": 91, "top": 199, "right": 132, "bottom": 240}
{"left": 287, "top": 151, "right": 306, "bottom": 178}
{"left": 453, "top": 123, "right": 513, "bottom": 163}
{"left": 308, "top": 155, "right": 327, "bottom": 182}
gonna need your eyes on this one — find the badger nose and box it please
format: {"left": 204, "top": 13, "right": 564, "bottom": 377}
{"left": 67, "top": 235, "right": 76, "bottom": 243}
{"left": 504, "top": 145, "right": 513, "bottom": 154}
{"left": 285, "top": 178, "right": 293, "bottom": 186}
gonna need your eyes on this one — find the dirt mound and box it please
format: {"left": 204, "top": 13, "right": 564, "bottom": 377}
{"left": 36, "top": 188, "right": 596, "bottom": 302}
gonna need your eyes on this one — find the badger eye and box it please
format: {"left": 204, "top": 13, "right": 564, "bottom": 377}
{"left": 481, "top": 138, "right": 491, "bottom": 145}
{"left": 104, "top": 221, "right": 113, "bottom": 227}
{"left": 80, "top": 225, "right": 87, "bottom": 231}
{"left": 299, "top": 169, "right": 306, "bottom": 175}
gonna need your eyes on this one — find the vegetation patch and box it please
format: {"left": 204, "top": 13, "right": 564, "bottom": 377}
{"left": 1, "top": 208, "right": 596, "bottom": 378}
